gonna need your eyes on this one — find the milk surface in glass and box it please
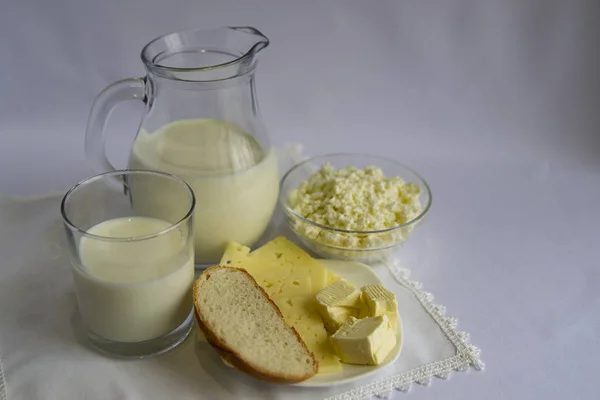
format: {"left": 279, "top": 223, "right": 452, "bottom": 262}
{"left": 74, "top": 216, "right": 194, "bottom": 343}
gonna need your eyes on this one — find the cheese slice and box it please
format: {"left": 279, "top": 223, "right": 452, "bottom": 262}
{"left": 272, "top": 296, "right": 321, "bottom": 329}
{"left": 303, "top": 335, "right": 341, "bottom": 374}
{"left": 251, "top": 237, "right": 332, "bottom": 295}
{"left": 220, "top": 241, "right": 279, "bottom": 276}
{"left": 220, "top": 237, "right": 344, "bottom": 374}
{"left": 304, "top": 263, "right": 329, "bottom": 295}
{"left": 273, "top": 296, "right": 342, "bottom": 374}
{"left": 330, "top": 315, "right": 397, "bottom": 366}
{"left": 251, "top": 236, "right": 310, "bottom": 265}
{"left": 220, "top": 237, "right": 335, "bottom": 297}
{"left": 326, "top": 269, "right": 341, "bottom": 286}
{"left": 220, "top": 241, "right": 251, "bottom": 267}
{"left": 278, "top": 271, "right": 312, "bottom": 298}
{"left": 253, "top": 266, "right": 291, "bottom": 298}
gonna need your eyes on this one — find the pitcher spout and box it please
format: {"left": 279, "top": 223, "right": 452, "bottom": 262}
{"left": 230, "top": 26, "right": 270, "bottom": 60}
{"left": 141, "top": 26, "right": 270, "bottom": 82}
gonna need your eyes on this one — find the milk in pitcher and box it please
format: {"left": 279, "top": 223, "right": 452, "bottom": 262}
{"left": 128, "top": 119, "right": 279, "bottom": 263}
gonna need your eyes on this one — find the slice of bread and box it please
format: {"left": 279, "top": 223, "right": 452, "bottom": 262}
{"left": 193, "top": 266, "right": 318, "bottom": 384}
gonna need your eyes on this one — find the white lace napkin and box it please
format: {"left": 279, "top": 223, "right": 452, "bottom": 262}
{"left": 0, "top": 148, "right": 483, "bottom": 400}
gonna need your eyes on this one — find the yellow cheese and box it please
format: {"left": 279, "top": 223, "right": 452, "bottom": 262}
{"left": 278, "top": 271, "right": 312, "bottom": 298}
{"left": 330, "top": 315, "right": 397, "bottom": 366}
{"left": 273, "top": 296, "right": 342, "bottom": 374}
{"left": 220, "top": 242, "right": 279, "bottom": 276}
{"left": 220, "top": 237, "right": 345, "bottom": 374}
{"left": 253, "top": 266, "right": 291, "bottom": 298}
{"left": 251, "top": 236, "right": 309, "bottom": 264}
{"left": 252, "top": 237, "right": 331, "bottom": 295}
{"left": 220, "top": 241, "right": 250, "bottom": 267}
{"left": 221, "top": 237, "right": 336, "bottom": 299}
{"left": 303, "top": 334, "right": 342, "bottom": 374}
{"left": 273, "top": 297, "right": 323, "bottom": 336}
{"left": 326, "top": 269, "right": 341, "bottom": 286}
{"left": 304, "top": 263, "right": 329, "bottom": 294}
{"left": 361, "top": 284, "right": 398, "bottom": 315}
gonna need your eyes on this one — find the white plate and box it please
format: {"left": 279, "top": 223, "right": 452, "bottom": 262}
{"left": 199, "top": 259, "right": 403, "bottom": 388}
{"left": 293, "top": 259, "right": 403, "bottom": 387}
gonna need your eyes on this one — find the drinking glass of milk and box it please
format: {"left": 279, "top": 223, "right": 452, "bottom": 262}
{"left": 61, "top": 170, "right": 195, "bottom": 358}
{"left": 84, "top": 27, "right": 279, "bottom": 266}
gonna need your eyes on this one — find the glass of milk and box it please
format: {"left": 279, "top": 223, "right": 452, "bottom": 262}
{"left": 61, "top": 170, "right": 195, "bottom": 358}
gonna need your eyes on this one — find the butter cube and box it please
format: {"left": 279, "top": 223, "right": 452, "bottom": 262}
{"left": 321, "top": 306, "right": 358, "bottom": 334}
{"left": 361, "top": 284, "right": 397, "bottom": 316}
{"left": 316, "top": 280, "right": 363, "bottom": 333}
{"left": 317, "top": 279, "right": 361, "bottom": 308}
{"left": 358, "top": 300, "right": 371, "bottom": 319}
{"left": 385, "top": 311, "right": 398, "bottom": 332}
{"left": 330, "top": 315, "right": 397, "bottom": 365}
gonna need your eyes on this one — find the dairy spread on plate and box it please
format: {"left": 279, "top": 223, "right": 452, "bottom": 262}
{"left": 362, "top": 284, "right": 398, "bottom": 314}
{"left": 286, "top": 163, "right": 422, "bottom": 250}
{"left": 315, "top": 280, "right": 399, "bottom": 337}
{"left": 330, "top": 315, "right": 397, "bottom": 366}
{"left": 361, "top": 284, "right": 399, "bottom": 331}
{"left": 315, "top": 279, "right": 362, "bottom": 333}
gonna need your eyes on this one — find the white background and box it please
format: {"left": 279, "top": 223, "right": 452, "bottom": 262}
{"left": 1, "top": 0, "right": 599, "bottom": 399}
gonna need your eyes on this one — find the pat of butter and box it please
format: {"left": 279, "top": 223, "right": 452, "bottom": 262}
{"left": 330, "top": 315, "right": 397, "bottom": 366}
{"left": 385, "top": 311, "right": 399, "bottom": 332}
{"left": 316, "top": 279, "right": 362, "bottom": 308}
{"left": 321, "top": 305, "right": 358, "bottom": 334}
{"left": 361, "top": 284, "right": 397, "bottom": 315}
{"left": 316, "top": 280, "right": 362, "bottom": 333}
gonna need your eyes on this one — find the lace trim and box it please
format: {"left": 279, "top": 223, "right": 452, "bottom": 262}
{"left": 0, "top": 352, "right": 7, "bottom": 400}
{"left": 325, "top": 259, "right": 484, "bottom": 400}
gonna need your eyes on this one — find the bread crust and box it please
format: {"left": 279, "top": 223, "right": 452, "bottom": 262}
{"left": 193, "top": 266, "right": 318, "bottom": 384}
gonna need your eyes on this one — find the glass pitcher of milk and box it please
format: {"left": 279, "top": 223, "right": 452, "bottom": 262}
{"left": 85, "top": 27, "right": 278, "bottom": 265}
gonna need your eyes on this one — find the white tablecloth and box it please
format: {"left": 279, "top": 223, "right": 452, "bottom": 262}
{"left": 1, "top": 0, "right": 599, "bottom": 399}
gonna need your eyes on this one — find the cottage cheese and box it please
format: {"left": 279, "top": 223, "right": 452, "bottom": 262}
{"left": 287, "top": 163, "right": 422, "bottom": 254}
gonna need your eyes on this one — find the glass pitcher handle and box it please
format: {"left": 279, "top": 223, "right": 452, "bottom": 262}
{"left": 84, "top": 78, "right": 146, "bottom": 174}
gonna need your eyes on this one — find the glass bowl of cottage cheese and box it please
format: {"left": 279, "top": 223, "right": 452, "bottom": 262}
{"left": 280, "top": 153, "right": 432, "bottom": 263}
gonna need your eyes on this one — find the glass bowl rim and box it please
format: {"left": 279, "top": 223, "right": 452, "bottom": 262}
{"left": 279, "top": 152, "right": 432, "bottom": 235}
{"left": 296, "top": 233, "right": 402, "bottom": 252}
